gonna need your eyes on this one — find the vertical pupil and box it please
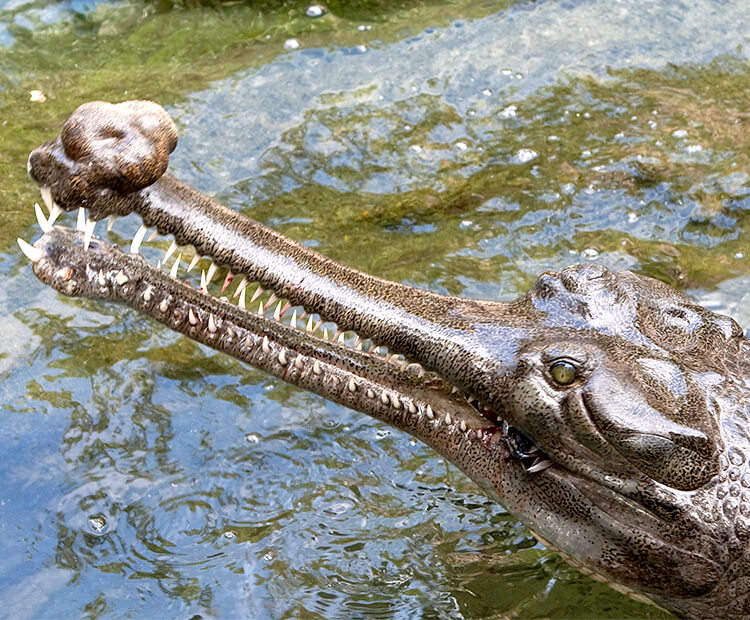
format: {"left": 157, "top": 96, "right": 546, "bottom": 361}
{"left": 550, "top": 361, "right": 576, "bottom": 385}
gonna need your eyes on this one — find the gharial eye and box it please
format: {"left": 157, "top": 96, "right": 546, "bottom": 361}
{"left": 549, "top": 360, "right": 577, "bottom": 385}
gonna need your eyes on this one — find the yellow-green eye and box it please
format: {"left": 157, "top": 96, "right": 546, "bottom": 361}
{"left": 550, "top": 361, "right": 577, "bottom": 385}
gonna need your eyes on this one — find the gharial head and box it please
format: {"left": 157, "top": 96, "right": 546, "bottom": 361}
{"left": 22, "top": 100, "right": 750, "bottom": 618}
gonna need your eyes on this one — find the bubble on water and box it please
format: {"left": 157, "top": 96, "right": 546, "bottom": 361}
{"left": 410, "top": 144, "right": 423, "bottom": 153}
{"left": 581, "top": 247, "right": 599, "bottom": 259}
{"left": 284, "top": 39, "right": 300, "bottom": 51}
{"left": 672, "top": 129, "right": 688, "bottom": 139}
{"left": 355, "top": 44, "right": 367, "bottom": 53}
{"left": 735, "top": 252, "right": 745, "bottom": 260}
{"left": 223, "top": 530, "right": 236, "bottom": 539}
{"left": 357, "top": 24, "right": 371, "bottom": 31}
{"left": 514, "top": 148, "right": 538, "bottom": 163}
{"left": 375, "top": 429, "right": 391, "bottom": 439}
{"left": 245, "top": 433, "right": 261, "bottom": 444}
{"left": 561, "top": 183, "right": 576, "bottom": 195}
{"left": 498, "top": 104, "right": 517, "bottom": 118}
{"left": 454, "top": 141, "right": 468, "bottom": 151}
{"left": 482, "top": 88, "right": 492, "bottom": 96}
{"left": 88, "top": 514, "right": 107, "bottom": 534}
{"left": 627, "top": 212, "right": 638, "bottom": 223}
{"left": 326, "top": 501, "right": 354, "bottom": 515}
{"left": 459, "top": 220, "right": 473, "bottom": 229}
{"left": 686, "top": 144, "right": 703, "bottom": 153}
{"left": 305, "top": 5, "right": 325, "bottom": 18}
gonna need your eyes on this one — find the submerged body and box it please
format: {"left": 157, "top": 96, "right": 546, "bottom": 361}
{"left": 19, "top": 101, "right": 750, "bottom": 618}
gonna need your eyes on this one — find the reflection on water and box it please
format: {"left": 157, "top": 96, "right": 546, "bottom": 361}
{"left": 2, "top": 0, "right": 750, "bottom": 617}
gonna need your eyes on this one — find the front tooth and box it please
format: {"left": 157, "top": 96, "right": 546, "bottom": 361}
{"left": 17, "top": 237, "right": 42, "bottom": 262}
{"left": 83, "top": 219, "right": 96, "bottom": 251}
{"left": 48, "top": 203, "right": 62, "bottom": 226}
{"left": 107, "top": 216, "right": 117, "bottom": 232}
{"left": 206, "top": 261, "right": 218, "bottom": 285}
{"left": 76, "top": 207, "right": 86, "bottom": 232}
{"left": 130, "top": 224, "right": 148, "bottom": 254}
{"left": 170, "top": 253, "right": 182, "bottom": 279}
{"left": 34, "top": 203, "right": 51, "bottom": 232}
{"left": 233, "top": 276, "right": 249, "bottom": 298}
{"left": 164, "top": 240, "right": 178, "bottom": 263}
{"left": 40, "top": 186, "right": 52, "bottom": 210}
{"left": 187, "top": 254, "right": 202, "bottom": 272}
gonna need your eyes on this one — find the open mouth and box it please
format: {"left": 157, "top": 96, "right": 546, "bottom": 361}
{"left": 20, "top": 193, "right": 554, "bottom": 477}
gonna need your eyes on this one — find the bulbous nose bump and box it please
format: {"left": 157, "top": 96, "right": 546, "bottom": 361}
{"left": 560, "top": 263, "right": 609, "bottom": 293}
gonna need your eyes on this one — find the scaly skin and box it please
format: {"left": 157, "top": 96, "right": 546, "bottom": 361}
{"left": 21, "top": 101, "right": 750, "bottom": 618}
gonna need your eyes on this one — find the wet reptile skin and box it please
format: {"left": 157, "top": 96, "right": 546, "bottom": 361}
{"left": 24, "top": 101, "right": 750, "bottom": 618}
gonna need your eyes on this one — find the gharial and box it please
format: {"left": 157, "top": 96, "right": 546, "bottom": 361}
{"left": 17, "top": 100, "right": 750, "bottom": 619}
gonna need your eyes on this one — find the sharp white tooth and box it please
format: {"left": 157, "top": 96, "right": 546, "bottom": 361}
{"left": 221, "top": 271, "right": 234, "bottom": 293}
{"left": 290, "top": 309, "right": 297, "bottom": 329}
{"left": 273, "top": 301, "right": 282, "bottom": 321}
{"left": 391, "top": 395, "right": 401, "bottom": 409}
{"left": 115, "top": 270, "right": 129, "bottom": 286}
{"left": 34, "top": 203, "right": 51, "bottom": 232}
{"left": 426, "top": 405, "right": 434, "bottom": 420}
{"left": 323, "top": 327, "right": 329, "bottom": 341}
{"left": 40, "top": 186, "right": 52, "bottom": 210}
{"left": 445, "top": 412, "right": 452, "bottom": 425}
{"left": 366, "top": 388, "right": 375, "bottom": 399}
{"left": 48, "top": 203, "right": 62, "bottom": 226}
{"left": 170, "top": 253, "right": 182, "bottom": 279}
{"left": 527, "top": 459, "right": 554, "bottom": 474}
{"left": 257, "top": 300, "right": 264, "bottom": 315}
{"left": 17, "top": 237, "right": 42, "bottom": 262}
{"left": 278, "top": 349, "right": 288, "bottom": 365}
{"left": 159, "top": 299, "right": 169, "bottom": 313}
{"left": 313, "top": 360, "right": 322, "bottom": 375}
{"left": 107, "top": 216, "right": 117, "bottom": 232}
{"left": 83, "top": 218, "right": 96, "bottom": 251}
{"left": 294, "top": 356, "right": 303, "bottom": 369}
{"left": 267, "top": 293, "right": 278, "bottom": 306}
{"left": 250, "top": 285, "right": 265, "bottom": 303}
{"left": 262, "top": 336, "right": 270, "bottom": 354}
{"left": 164, "top": 240, "right": 178, "bottom": 263}
{"left": 206, "top": 261, "right": 218, "bottom": 284}
{"left": 200, "top": 270, "right": 208, "bottom": 293}
{"left": 380, "top": 392, "right": 389, "bottom": 405}
{"left": 348, "top": 378, "right": 357, "bottom": 392}
{"left": 408, "top": 402, "right": 417, "bottom": 414}
{"left": 130, "top": 224, "right": 148, "bottom": 254}
{"left": 233, "top": 276, "right": 249, "bottom": 298}
{"left": 306, "top": 316, "right": 314, "bottom": 333}
{"left": 239, "top": 287, "right": 247, "bottom": 309}
{"left": 98, "top": 270, "right": 106, "bottom": 286}
{"left": 76, "top": 207, "right": 86, "bottom": 232}
{"left": 147, "top": 229, "right": 159, "bottom": 242}
{"left": 460, "top": 420, "right": 467, "bottom": 432}
{"left": 189, "top": 309, "right": 198, "bottom": 325}
{"left": 143, "top": 285, "right": 153, "bottom": 302}
{"left": 208, "top": 314, "right": 217, "bottom": 333}
{"left": 187, "top": 254, "right": 202, "bottom": 272}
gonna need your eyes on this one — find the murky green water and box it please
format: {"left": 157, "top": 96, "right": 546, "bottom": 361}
{"left": 2, "top": 0, "right": 750, "bottom": 617}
